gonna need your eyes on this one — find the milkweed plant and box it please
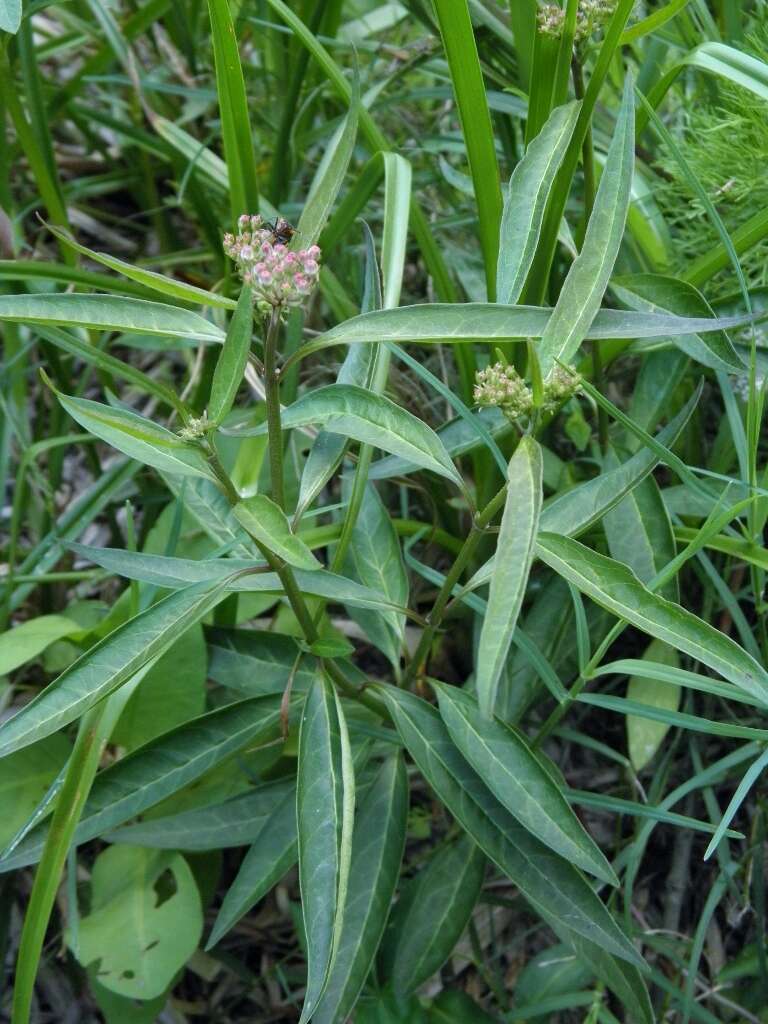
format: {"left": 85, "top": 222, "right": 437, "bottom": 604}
{"left": 1, "top": 1, "right": 768, "bottom": 1022}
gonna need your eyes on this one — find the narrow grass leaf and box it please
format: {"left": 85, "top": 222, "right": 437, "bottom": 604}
{"left": 704, "top": 747, "right": 768, "bottom": 861}
{"left": 477, "top": 437, "right": 541, "bottom": 715}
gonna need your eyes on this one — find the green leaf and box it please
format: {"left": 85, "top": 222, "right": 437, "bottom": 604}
{"left": 108, "top": 779, "right": 294, "bottom": 850}
{"left": 342, "top": 484, "right": 408, "bottom": 670}
{"left": 536, "top": 533, "right": 768, "bottom": 704}
{"left": 53, "top": 391, "right": 215, "bottom": 480}
{"left": 497, "top": 101, "right": 581, "bottom": 304}
{"left": 376, "top": 687, "right": 643, "bottom": 967}
{"left": 297, "top": 676, "right": 355, "bottom": 1022}
{"left": 206, "top": 627, "right": 316, "bottom": 695}
{"left": 0, "top": 735, "right": 71, "bottom": 850}
{"left": 433, "top": 0, "right": 502, "bottom": 298}
{"left": 384, "top": 834, "right": 486, "bottom": 995}
{"left": 0, "top": 0, "right": 21, "bottom": 33}
{"left": 43, "top": 223, "right": 237, "bottom": 309}
{"left": 0, "top": 580, "right": 227, "bottom": 759}
{"left": 206, "top": 784, "right": 297, "bottom": 948}
{"left": 70, "top": 845, "right": 202, "bottom": 999}
{"left": 307, "top": 302, "right": 758, "bottom": 352}
{"left": 206, "top": 0, "right": 259, "bottom": 223}
{"left": 208, "top": 287, "right": 253, "bottom": 425}
{"left": 0, "top": 614, "right": 82, "bottom": 675}
{"left": 537, "top": 75, "right": 634, "bottom": 377}
{"left": 297, "top": 74, "right": 359, "bottom": 249}
{"left": 110, "top": 625, "right": 207, "bottom": 751}
{"left": 477, "top": 437, "right": 542, "bottom": 716}
{"left": 433, "top": 684, "right": 616, "bottom": 886}
{"left": 68, "top": 544, "right": 410, "bottom": 614}
{"left": 236, "top": 384, "right": 464, "bottom": 488}
{"left": 0, "top": 294, "right": 224, "bottom": 342}
{"left": 627, "top": 640, "right": 681, "bottom": 771}
{"left": 233, "top": 495, "right": 321, "bottom": 570}
{"left": 313, "top": 753, "right": 407, "bottom": 1023}
{"left": 0, "top": 695, "right": 289, "bottom": 871}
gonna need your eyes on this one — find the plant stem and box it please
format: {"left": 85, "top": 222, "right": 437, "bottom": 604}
{"left": 264, "top": 308, "right": 286, "bottom": 510}
{"left": 401, "top": 482, "right": 508, "bottom": 688}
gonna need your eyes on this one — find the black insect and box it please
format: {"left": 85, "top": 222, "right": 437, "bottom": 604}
{"left": 264, "top": 217, "right": 296, "bottom": 246}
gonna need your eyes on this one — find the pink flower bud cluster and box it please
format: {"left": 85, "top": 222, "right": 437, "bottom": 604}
{"left": 223, "top": 214, "right": 321, "bottom": 313}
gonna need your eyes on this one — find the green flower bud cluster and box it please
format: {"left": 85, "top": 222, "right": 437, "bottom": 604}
{"left": 537, "top": 0, "right": 617, "bottom": 41}
{"left": 178, "top": 414, "right": 213, "bottom": 441}
{"left": 474, "top": 362, "right": 581, "bottom": 423}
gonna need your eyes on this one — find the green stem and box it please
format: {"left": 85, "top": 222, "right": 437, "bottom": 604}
{"left": 264, "top": 308, "right": 286, "bottom": 510}
{"left": 401, "top": 483, "right": 508, "bottom": 688}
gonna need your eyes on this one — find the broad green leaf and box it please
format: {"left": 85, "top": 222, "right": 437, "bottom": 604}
{"left": 0, "top": 0, "right": 21, "bottom": 33}
{"left": 465, "top": 389, "right": 699, "bottom": 593}
{"left": 0, "top": 580, "right": 227, "bottom": 760}
{"left": 297, "top": 676, "right": 355, "bottom": 1023}
{"left": 0, "top": 614, "right": 82, "bottom": 675}
{"left": 603, "top": 448, "right": 678, "bottom": 602}
{"left": 384, "top": 834, "right": 485, "bottom": 995}
{"left": 313, "top": 753, "right": 408, "bottom": 1024}
{"left": 306, "top": 303, "right": 760, "bottom": 353}
{"left": 71, "top": 845, "right": 202, "bottom": 999}
{"left": 537, "top": 76, "right": 634, "bottom": 377}
{"left": 536, "top": 533, "right": 768, "bottom": 704}
{"left": 612, "top": 275, "right": 743, "bottom": 372}
{"left": 235, "top": 384, "right": 464, "bottom": 489}
{"left": 497, "top": 100, "right": 580, "bottom": 304}
{"left": 162, "top": 474, "right": 257, "bottom": 557}
{"left": 342, "top": 484, "right": 408, "bottom": 670}
{"left": 0, "top": 294, "right": 224, "bottom": 342}
{"left": 206, "top": 627, "right": 316, "bottom": 695}
{"left": 0, "top": 735, "right": 71, "bottom": 850}
{"left": 626, "top": 349, "right": 689, "bottom": 450}
{"left": 513, "top": 942, "right": 593, "bottom": 1014}
{"left": 477, "top": 437, "right": 542, "bottom": 716}
{"left": 54, "top": 391, "right": 215, "bottom": 480}
{"left": 206, "top": 785, "right": 297, "bottom": 948}
{"left": 70, "top": 544, "right": 407, "bottom": 614}
{"left": 434, "top": 684, "right": 616, "bottom": 885}
{"left": 110, "top": 625, "right": 207, "bottom": 751}
{"left": 208, "top": 287, "right": 253, "bottom": 425}
{"left": 0, "top": 695, "right": 289, "bottom": 872}
{"left": 627, "top": 640, "right": 681, "bottom": 771}
{"left": 376, "top": 686, "right": 643, "bottom": 967}
{"left": 108, "top": 779, "right": 294, "bottom": 850}
{"left": 233, "top": 494, "right": 321, "bottom": 570}
{"left": 44, "top": 223, "right": 236, "bottom": 309}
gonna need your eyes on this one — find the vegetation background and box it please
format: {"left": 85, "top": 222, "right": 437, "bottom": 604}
{"left": 1, "top": 0, "right": 768, "bottom": 1022}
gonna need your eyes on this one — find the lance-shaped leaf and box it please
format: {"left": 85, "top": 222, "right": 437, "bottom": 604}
{"left": 434, "top": 684, "right": 616, "bottom": 885}
{"left": 383, "top": 834, "right": 486, "bottom": 996}
{"left": 107, "top": 779, "right": 295, "bottom": 850}
{"left": 376, "top": 686, "right": 642, "bottom": 968}
{"left": 0, "top": 293, "right": 225, "bottom": 342}
{"left": 0, "top": 695, "right": 291, "bottom": 872}
{"left": 626, "top": 640, "right": 681, "bottom": 772}
{"left": 537, "top": 75, "right": 634, "bottom": 377}
{"left": 313, "top": 753, "right": 407, "bottom": 1023}
{"left": 209, "top": 287, "right": 253, "bottom": 424}
{"left": 53, "top": 389, "right": 215, "bottom": 480}
{"left": 70, "top": 544, "right": 408, "bottom": 614}
{"left": 0, "top": 580, "right": 228, "bottom": 759}
{"left": 477, "top": 437, "right": 542, "bottom": 716}
{"left": 498, "top": 100, "right": 581, "bottom": 304}
{"left": 536, "top": 533, "right": 768, "bottom": 704}
{"left": 233, "top": 495, "right": 322, "bottom": 570}
{"left": 207, "top": 785, "right": 298, "bottom": 948}
{"left": 233, "top": 384, "right": 464, "bottom": 488}
{"left": 297, "top": 676, "right": 355, "bottom": 1023}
